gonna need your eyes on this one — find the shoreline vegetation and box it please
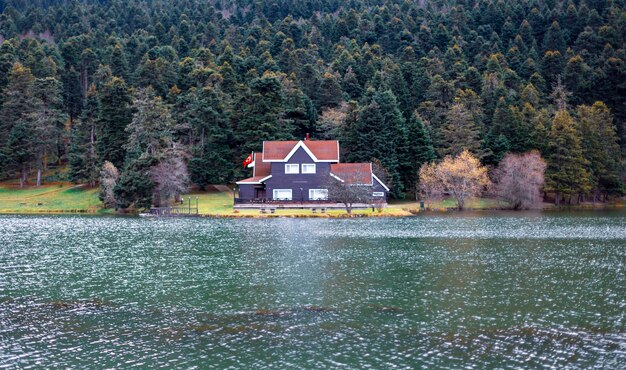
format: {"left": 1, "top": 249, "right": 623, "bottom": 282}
{"left": 1, "top": 181, "right": 622, "bottom": 218}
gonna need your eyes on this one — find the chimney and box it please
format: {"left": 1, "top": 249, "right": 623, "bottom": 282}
{"left": 305, "top": 133, "right": 310, "bottom": 141}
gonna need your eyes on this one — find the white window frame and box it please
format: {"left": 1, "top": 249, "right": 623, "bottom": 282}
{"left": 309, "top": 189, "right": 328, "bottom": 200}
{"left": 285, "top": 164, "right": 299, "bottom": 174}
{"left": 372, "top": 192, "right": 385, "bottom": 197}
{"left": 273, "top": 189, "right": 293, "bottom": 200}
{"left": 301, "top": 163, "right": 316, "bottom": 174}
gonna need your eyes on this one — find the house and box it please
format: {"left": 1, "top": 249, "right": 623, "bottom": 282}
{"left": 235, "top": 139, "right": 389, "bottom": 207}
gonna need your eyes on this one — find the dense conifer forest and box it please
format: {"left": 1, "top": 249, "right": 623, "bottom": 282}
{"left": 0, "top": 0, "right": 624, "bottom": 208}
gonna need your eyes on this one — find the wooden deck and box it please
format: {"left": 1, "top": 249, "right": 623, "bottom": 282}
{"left": 233, "top": 202, "right": 383, "bottom": 210}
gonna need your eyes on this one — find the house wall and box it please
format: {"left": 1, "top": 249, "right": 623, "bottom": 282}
{"left": 372, "top": 177, "right": 388, "bottom": 200}
{"left": 238, "top": 184, "right": 256, "bottom": 199}
{"left": 264, "top": 147, "right": 334, "bottom": 201}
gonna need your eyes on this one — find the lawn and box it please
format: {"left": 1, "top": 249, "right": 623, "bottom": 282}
{"left": 0, "top": 183, "right": 104, "bottom": 214}
{"left": 192, "top": 188, "right": 412, "bottom": 217}
{"left": 0, "top": 180, "right": 514, "bottom": 216}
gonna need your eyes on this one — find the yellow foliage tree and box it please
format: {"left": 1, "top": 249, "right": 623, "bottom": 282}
{"left": 419, "top": 150, "right": 491, "bottom": 210}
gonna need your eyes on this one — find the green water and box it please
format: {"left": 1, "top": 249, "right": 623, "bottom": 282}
{"left": 0, "top": 212, "right": 624, "bottom": 368}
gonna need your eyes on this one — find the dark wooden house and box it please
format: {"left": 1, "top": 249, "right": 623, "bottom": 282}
{"left": 235, "top": 139, "right": 388, "bottom": 207}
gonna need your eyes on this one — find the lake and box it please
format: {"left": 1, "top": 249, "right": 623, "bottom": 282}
{"left": 0, "top": 212, "right": 624, "bottom": 368}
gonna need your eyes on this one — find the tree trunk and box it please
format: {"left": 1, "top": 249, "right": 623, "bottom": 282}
{"left": 37, "top": 168, "right": 42, "bottom": 187}
{"left": 153, "top": 191, "right": 161, "bottom": 208}
{"left": 20, "top": 163, "right": 28, "bottom": 188}
{"left": 555, "top": 191, "right": 560, "bottom": 206}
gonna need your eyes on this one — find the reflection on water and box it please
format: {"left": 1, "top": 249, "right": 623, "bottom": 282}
{"left": 0, "top": 212, "right": 624, "bottom": 368}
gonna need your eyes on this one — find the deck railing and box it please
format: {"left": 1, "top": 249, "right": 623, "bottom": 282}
{"left": 234, "top": 198, "right": 331, "bottom": 205}
{"left": 148, "top": 206, "right": 198, "bottom": 216}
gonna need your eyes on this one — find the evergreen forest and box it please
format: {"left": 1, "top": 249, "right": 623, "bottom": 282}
{"left": 0, "top": 0, "right": 624, "bottom": 208}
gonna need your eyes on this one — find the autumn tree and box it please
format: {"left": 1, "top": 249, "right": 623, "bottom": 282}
{"left": 418, "top": 150, "right": 491, "bottom": 210}
{"left": 418, "top": 162, "right": 443, "bottom": 208}
{"left": 495, "top": 151, "right": 547, "bottom": 210}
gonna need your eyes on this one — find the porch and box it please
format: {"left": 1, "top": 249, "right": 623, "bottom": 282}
{"left": 233, "top": 198, "right": 385, "bottom": 210}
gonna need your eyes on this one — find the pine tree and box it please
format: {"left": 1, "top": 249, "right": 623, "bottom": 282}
{"left": 403, "top": 114, "right": 436, "bottom": 199}
{"left": 234, "top": 73, "right": 291, "bottom": 156}
{"left": 31, "top": 77, "right": 66, "bottom": 186}
{"left": 440, "top": 102, "right": 485, "bottom": 158}
{"left": 0, "top": 41, "right": 18, "bottom": 106}
{"left": 96, "top": 77, "right": 132, "bottom": 168}
{"left": 0, "top": 63, "right": 37, "bottom": 184}
{"left": 113, "top": 156, "right": 155, "bottom": 210}
{"left": 351, "top": 89, "right": 406, "bottom": 196}
{"left": 182, "top": 85, "right": 234, "bottom": 189}
{"left": 124, "top": 87, "right": 175, "bottom": 160}
{"left": 68, "top": 84, "right": 99, "bottom": 186}
{"left": 490, "top": 97, "right": 531, "bottom": 153}
{"left": 577, "top": 102, "right": 623, "bottom": 198}
{"left": 545, "top": 110, "right": 591, "bottom": 204}
{"left": 342, "top": 66, "right": 361, "bottom": 99}
{"left": 482, "top": 131, "right": 510, "bottom": 166}
{"left": 115, "top": 87, "right": 178, "bottom": 210}
{"left": 318, "top": 71, "right": 343, "bottom": 108}
{"left": 5, "top": 122, "right": 33, "bottom": 188}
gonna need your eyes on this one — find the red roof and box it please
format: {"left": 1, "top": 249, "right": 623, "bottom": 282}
{"left": 253, "top": 153, "right": 270, "bottom": 177}
{"left": 236, "top": 175, "right": 270, "bottom": 184}
{"left": 263, "top": 140, "right": 339, "bottom": 161}
{"left": 330, "top": 163, "right": 372, "bottom": 185}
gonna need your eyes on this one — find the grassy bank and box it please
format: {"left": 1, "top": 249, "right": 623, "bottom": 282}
{"left": 0, "top": 183, "right": 105, "bottom": 214}
{"left": 0, "top": 181, "right": 622, "bottom": 216}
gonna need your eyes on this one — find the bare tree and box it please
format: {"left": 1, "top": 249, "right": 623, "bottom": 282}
{"left": 99, "top": 161, "right": 119, "bottom": 208}
{"left": 150, "top": 156, "right": 189, "bottom": 207}
{"left": 325, "top": 173, "right": 372, "bottom": 214}
{"left": 495, "top": 151, "right": 547, "bottom": 209}
{"left": 418, "top": 150, "right": 491, "bottom": 210}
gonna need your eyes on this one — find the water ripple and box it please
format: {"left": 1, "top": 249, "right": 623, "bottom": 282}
{"left": 0, "top": 213, "right": 624, "bottom": 368}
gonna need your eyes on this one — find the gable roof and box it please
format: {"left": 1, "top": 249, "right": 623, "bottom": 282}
{"left": 236, "top": 174, "right": 272, "bottom": 185}
{"left": 330, "top": 163, "right": 373, "bottom": 185}
{"left": 253, "top": 153, "right": 271, "bottom": 177}
{"left": 329, "top": 163, "right": 390, "bottom": 191}
{"left": 263, "top": 140, "right": 339, "bottom": 162}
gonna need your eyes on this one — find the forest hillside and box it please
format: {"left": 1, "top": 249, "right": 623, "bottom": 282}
{"left": 0, "top": 0, "right": 624, "bottom": 208}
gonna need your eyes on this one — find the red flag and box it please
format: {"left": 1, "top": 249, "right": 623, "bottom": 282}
{"left": 243, "top": 152, "right": 253, "bottom": 168}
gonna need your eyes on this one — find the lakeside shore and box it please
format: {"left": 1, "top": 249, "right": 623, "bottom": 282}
{"left": 0, "top": 182, "right": 623, "bottom": 217}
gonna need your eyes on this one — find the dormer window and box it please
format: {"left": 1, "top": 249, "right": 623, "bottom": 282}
{"left": 285, "top": 164, "right": 299, "bottom": 174}
{"left": 302, "top": 163, "right": 316, "bottom": 174}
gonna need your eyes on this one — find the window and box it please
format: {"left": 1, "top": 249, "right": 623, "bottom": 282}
{"left": 372, "top": 192, "right": 385, "bottom": 197}
{"left": 309, "top": 189, "right": 328, "bottom": 200}
{"left": 285, "top": 164, "right": 299, "bottom": 174}
{"left": 273, "top": 189, "right": 292, "bottom": 200}
{"left": 301, "top": 163, "right": 316, "bottom": 174}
